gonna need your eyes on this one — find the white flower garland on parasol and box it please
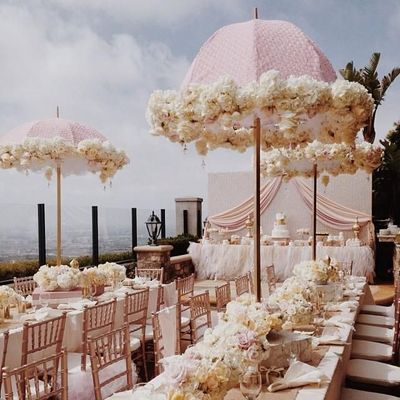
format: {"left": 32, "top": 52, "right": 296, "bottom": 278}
{"left": 147, "top": 71, "right": 373, "bottom": 154}
{"left": 0, "top": 115, "right": 129, "bottom": 265}
{"left": 260, "top": 140, "right": 382, "bottom": 178}
{"left": 0, "top": 137, "right": 128, "bottom": 183}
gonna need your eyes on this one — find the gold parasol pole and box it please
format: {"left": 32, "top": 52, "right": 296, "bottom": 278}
{"left": 312, "top": 163, "right": 317, "bottom": 261}
{"left": 56, "top": 165, "right": 62, "bottom": 266}
{"left": 56, "top": 106, "right": 62, "bottom": 266}
{"left": 252, "top": 7, "right": 261, "bottom": 302}
{"left": 254, "top": 116, "right": 261, "bottom": 301}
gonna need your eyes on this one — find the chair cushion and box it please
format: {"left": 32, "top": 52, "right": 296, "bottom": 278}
{"left": 356, "top": 314, "right": 395, "bottom": 328}
{"left": 181, "top": 316, "right": 190, "bottom": 326}
{"left": 351, "top": 339, "right": 392, "bottom": 362}
{"left": 347, "top": 359, "right": 400, "bottom": 387}
{"left": 360, "top": 304, "right": 394, "bottom": 317}
{"left": 354, "top": 324, "right": 394, "bottom": 344}
{"left": 132, "top": 324, "right": 153, "bottom": 341}
{"left": 67, "top": 352, "right": 90, "bottom": 371}
{"left": 342, "top": 387, "right": 400, "bottom": 400}
{"left": 129, "top": 336, "right": 141, "bottom": 352}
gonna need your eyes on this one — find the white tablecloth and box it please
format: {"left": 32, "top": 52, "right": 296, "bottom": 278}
{"left": 0, "top": 286, "right": 160, "bottom": 370}
{"left": 188, "top": 242, "right": 375, "bottom": 282}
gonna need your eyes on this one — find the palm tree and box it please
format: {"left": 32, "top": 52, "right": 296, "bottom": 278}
{"left": 340, "top": 53, "right": 400, "bottom": 143}
{"left": 373, "top": 122, "right": 400, "bottom": 224}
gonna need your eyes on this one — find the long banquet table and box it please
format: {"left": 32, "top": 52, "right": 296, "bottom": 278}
{"left": 108, "top": 281, "right": 375, "bottom": 400}
{"left": 0, "top": 286, "right": 161, "bottom": 370}
{"left": 188, "top": 242, "right": 375, "bottom": 282}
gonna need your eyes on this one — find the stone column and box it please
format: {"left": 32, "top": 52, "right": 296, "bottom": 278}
{"left": 134, "top": 245, "right": 173, "bottom": 282}
{"left": 175, "top": 197, "right": 203, "bottom": 236}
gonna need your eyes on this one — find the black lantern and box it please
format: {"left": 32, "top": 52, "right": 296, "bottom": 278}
{"left": 145, "top": 211, "right": 162, "bottom": 246}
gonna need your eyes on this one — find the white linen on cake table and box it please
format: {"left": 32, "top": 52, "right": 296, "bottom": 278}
{"left": 189, "top": 242, "right": 374, "bottom": 282}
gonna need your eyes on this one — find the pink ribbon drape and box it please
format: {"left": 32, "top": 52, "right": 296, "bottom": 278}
{"left": 208, "top": 177, "right": 374, "bottom": 247}
{"left": 293, "top": 179, "right": 375, "bottom": 247}
{"left": 208, "top": 177, "right": 282, "bottom": 231}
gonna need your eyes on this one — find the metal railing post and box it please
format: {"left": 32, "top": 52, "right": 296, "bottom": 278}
{"left": 38, "top": 204, "right": 46, "bottom": 266}
{"left": 92, "top": 206, "right": 99, "bottom": 266}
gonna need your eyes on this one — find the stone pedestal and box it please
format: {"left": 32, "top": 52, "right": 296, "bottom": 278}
{"left": 134, "top": 245, "right": 173, "bottom": 275}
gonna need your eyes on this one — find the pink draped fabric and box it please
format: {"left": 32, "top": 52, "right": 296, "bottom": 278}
{"left": 208, "top": 177, "right": 282, "bottom": 231}
{"left": 293, "top": 179, "right": 375, "bottom": 246}
{"left": 208, "top": 177, "right": 374, "bottom": 246}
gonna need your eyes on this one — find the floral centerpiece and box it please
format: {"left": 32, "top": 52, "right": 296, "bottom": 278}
{"left": 80, "top": 267, "right": 108, "bottom": 296}
{"left": 98, "top": 262, "right": 126, "bottom": 287}
{"left": 268, "top": 277, "right": 314, "bottom": 327}
{"left": 33, "top": 265, "right": 81, "bottom": 291}
{"left": 143, "top": 294, "right": 283, "bottom": 400}
{"left": 0, "top": 286, "right": 24, "bottom": 307}
{"left": 293, "top": 260, "right": 332, "bottom": 285}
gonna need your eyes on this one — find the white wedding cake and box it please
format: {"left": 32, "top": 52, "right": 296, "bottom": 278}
{"left": 271, "top": 212, "right": 290, "bottom": 238}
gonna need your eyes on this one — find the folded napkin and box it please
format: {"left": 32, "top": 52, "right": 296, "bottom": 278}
{"left": 20, "top": 307, "right": 59, "bottom": 322}
{"left": 132, "top": 277, "right": 160, "bottom": 288}
{"left": 267, "top": 361, "right": 330, "bottom": 392}
{"left": 323, "top": 314, "right": 354, "bottom": 329}
{"left": 57, "top": 299, "right": 96, "bottom": 311}
{"left": 98, "top": 288, "right": 129, "bottom": 301}
{"left": 312, "top": 334, "right": 342, "bottom": 346}
{"left": 325, "top": 300, "right": 358, "bottom": 311}
{"left": 343, "top": 289, "right": 363, "bottom": 297}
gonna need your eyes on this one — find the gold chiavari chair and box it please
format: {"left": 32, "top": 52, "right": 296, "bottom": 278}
{"left": 2, "top": 349, "right": 68, "bottom": 400}
{"left": 215, "top": 283, "right": 231, "bottom": 312}
{"left": 345, "top": 298, "right": 400, "bottom": 395}
{"left": 88, "top": 325, "right": 133, "bottom": 400}
{"left": 79, "top": 299, "right": 117, "bottom": 371}
{"left": 353, "top": 282, "right": 400, "bottom": 345}
{"left": 177, "top": 274, "right": 195, "bottom": 310}
{"left": 351, "top": 297, "right": 399, "bottom": 363}
{"left": 21, "top": 313, "right": 67, "bottom": 366}
{"left": 152, "top": 305, "right": 181, "bottom": 376}
{"left": 235, "top": 274, "right": 251, "bottom": 297}
{"left": 123, "top": 288, "right": 149, "bottom": 381}
{"left": 0, "top": 330, "right": 9, "bottom": 394}
{"left": 265, "top": 264, "right": 277, "bottom": 294}
{"left": 359, "top": 268, "right": 399, "bottom": 318}
{"left": 188, "top": 291, "right": 212, "bottom": 344}
{"left": 248, "top": 271, "right": 255, "bottom": 295}
{"left": 177, "top": 274, "right": 195, "bottom": 337}
{"left": 13, "top": 276, "right": 37, "bottom": 297}
{"left": 356, "top": 279, "right": 400, "bottom": 328}
{"left": 134, "top": 267, "right": 164, "bottom": 283}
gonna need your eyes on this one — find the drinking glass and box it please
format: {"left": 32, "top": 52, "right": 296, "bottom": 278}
{"left": 40, "top": 292, "right": 50, "bottom": 309}
{"left": 240, "top": 367, "right": 262, "bottom": 400}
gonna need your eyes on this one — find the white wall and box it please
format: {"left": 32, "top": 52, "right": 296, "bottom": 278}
{"left": 208, "top": 171, "right": 371, "bottom": 241}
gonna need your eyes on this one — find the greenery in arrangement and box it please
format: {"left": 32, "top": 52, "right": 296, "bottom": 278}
{"left": 0, "top": 251, "right": 134, "bottom": 283}
{"left": 340, "top": 52, "right": 400, "bottom": 143}
{"left": 373, "top": 122, "right": 400, "bottom": 224}
{"left": 157, "top": 233, "right": 199, "bottom": 257}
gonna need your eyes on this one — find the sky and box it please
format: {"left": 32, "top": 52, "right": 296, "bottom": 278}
{"left": 0, "top": 0, "right": 399, "bottom": 217}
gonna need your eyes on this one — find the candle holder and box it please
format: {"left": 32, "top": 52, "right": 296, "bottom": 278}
{"left": 352, "top": 217, "right": 361, "bottom": 240}
{"left": 245, "top": 215, "right": 254, "bottom": 238}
